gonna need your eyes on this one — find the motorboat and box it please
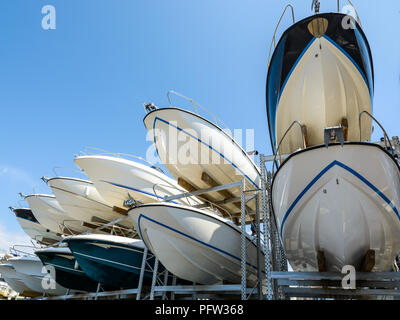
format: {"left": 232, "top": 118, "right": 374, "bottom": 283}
{"left": 8, "top": 255, "right": 69, "bottom": 296}
{"left": 10, "top": 207, "right": 62, "bottom": 245}
{"left": 23, "top": 194, "right": 94, "bottom": 235}
{"left": 65, "top": 234, "right": 155, "bottom": 289}
{"left": 44, "top": 177, "right": 134, "bottom": 230}
{"left": 267, "top": 5, "right": 400, "bottom": 272}
{"left": 0, "top": 263, "right": 40, "bottom": 297}
{"left": 128, "top": 203, "right": 263, "bottom": 285}
{"left": 0, "top": 274, "right": 16, "bottom": 299}
{"left": 73, "top": 154, "right": 203, "bottom": 210}
{"left": 272, "top": 143, "right": 400, "bottom": 271}
{"left": 35, "top": 247, "right": 101, "bottom": 292}
{"left": 143, "top": 104, "right": 260, "bottom": 222}
{"left": 266, "top": 11, "right": 374, "bottom": 155}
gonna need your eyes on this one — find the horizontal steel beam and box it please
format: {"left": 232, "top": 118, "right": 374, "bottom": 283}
{"left": 283, "top": 287, "right": 400, "bottom": 297}
{"left": 152, "top": 284, "right": 256, "bottom": 294}
{"left": 271, "top": 271, "right": 400, "bottom": 281}
{"left": 277, "top": 279, "right": 400, "bottom": 288}
{"left": 163, "top": 181, "right": 243, "bottom": 202}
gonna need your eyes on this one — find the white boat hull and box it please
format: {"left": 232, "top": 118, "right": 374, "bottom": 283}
{"left": 143, "top": 108, "right": 261, "bottom": 216}
{"left": 129, "top": 203, "right": 263, "bottom": 285}
{"left": 8, "top": 256, "right": 69, "bottom": 296}
{"left": 0, "top": 264, "right": 36, "bottom": 295}
{"left": 274, "top": 36, "right": 372, "bottom": 155}
{"left": 272, "top": 143, "right": 400, "bottom": 271}
{"left": 47, "top": 177, "right": 133, "bottom": 228}
{"left": 74, "top": 155, "right": 203, "bottom": 208}
{"left": 16, "top": 217, "right": 61, "bottom": 244}
{"left": 25, "top": 195, "right": 90, "bottom": 235}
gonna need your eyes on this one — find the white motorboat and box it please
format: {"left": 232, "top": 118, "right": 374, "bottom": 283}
{"left": 8, "top": 255, "right": 69, "bottom": 296}
{"left": 10, "top": 207, "right": 62, "bottom": 245}
{"left": 44, "top": 177, "right": 133, "bottom": 229}
{"left": 73, "top": 155, "right": 203, "bottom": 210}
{"left": 0, "top": 263, "right": 39, "bottom": 297}
{"left": 266, "top": 12, "right": 373, "bottom": 155}
{"left": 24, "top": 194, "right": 93, "bottom": 235}
{"left": 272, "top": 143, "right": 400, "bottom": 271}
{"left": 128, "top": 203, "right": 263, "bottom": 285}
{"left": 143, "top": 106, "right": 260, "bottom": 218}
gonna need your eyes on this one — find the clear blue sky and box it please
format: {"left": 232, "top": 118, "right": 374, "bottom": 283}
{"left": 0, "top": 0, "right": 399, "bottom": 252}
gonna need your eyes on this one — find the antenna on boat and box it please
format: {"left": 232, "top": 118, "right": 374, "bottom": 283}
{"left": 311, "top": 0, "right": 320, "bottom": 13}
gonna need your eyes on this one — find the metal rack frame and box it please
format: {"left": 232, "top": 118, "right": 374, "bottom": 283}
{"left": 35, "top": 152, "right": 400, "bottom": 300}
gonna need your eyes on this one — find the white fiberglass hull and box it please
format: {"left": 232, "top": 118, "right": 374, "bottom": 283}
{"left": 74, "top": 155, "right": 203, "bottom": 208}
{"left": 272, "top": 143, "right": 400, "bottom": 271}
{"left": 8, "top": 256, "right": 69, "bottom": 296}
{"left": 16, "top": 217, "right": 61, "bottom": 244}
{"left": 46, "top": 177, "right": 133, "bottom": 228}
{"left": 143, "top": 108, "right": 260, "bottom": 216}
{"left": 25, "top": 194, "right": 90, "bottom": 235}
{"left": 0, "top": 264, "right": 36, "bottom": 295}
{"left": 129, "top": 203, "right": 263, "bottom": 285}
{"left": 274, "top": 36, "right": 372, "bottom": 155}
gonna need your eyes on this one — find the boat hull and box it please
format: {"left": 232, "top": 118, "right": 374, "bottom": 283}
{"left": 35, "top": 248, "right": 100, "bottom": 292}
{"left": 66, "top": 235, "right": 154, "bottom": 289}
{"left": 16, "top": 218, "right": 61, "bottom": 245}
{"left": 8, "top": 256, "right": 69, "bottom": 296}
{"left": 0, "top": 264, "right": 40, "bottom": 297}
{"left": 143, "top": 108, "right": 260, "bottom": 217}
{"left": 25, "top": 194, "right": 90, "bottom": 235}
{"left": 74, "top": 155, "right": 202, "bottom": 209}
{"left": 272, "top": 143, "right": 400, "bottom": 271}
{"left": 266, "top": 13, "right": 374, "bottom": 154}
{"left": 47, "top": 177, "right": 133, "bottom": 228}
{"left": 129, "top": 203, "right": 263, "bottom": 285}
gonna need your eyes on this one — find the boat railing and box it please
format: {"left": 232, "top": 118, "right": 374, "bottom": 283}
{"left": 9, "top": 245, "right": 38, "bottom": 258}
{"left": 51, "top": 166, "right": 87, "bottom": 178}
{"left": 152, "top": 182, "right": 235, "bottom": 221}
{"left": 166, "top": 90, "right": 233, "bottom": 137}
{"left": 358, "top": 110, "right": 393, "bottom": 152}
{"left": 338, "top": 0, "right": 362, "bottom": 26}
{"left": 267, "top": 4, "right": 295, "bottom": 66}
{"left": 272, "top": 120, "right": 307, "bottom": 175}
{"left": 77, "top": 146, "right": 165, "bottom": 174}
{"left": 152, "top": 183, "right": 198, "bottom": 207}
{"left": 268, "top": 1, "right": 362, "bottom": 66}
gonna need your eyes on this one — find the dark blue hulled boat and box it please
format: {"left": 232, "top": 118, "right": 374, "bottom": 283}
{"left": 65, "top": 234, "right": 155, "bottom": 289}
{"left": 266, "top": 12, "right": 374, "bottom": 155}
{"left": 35, "top": 247, "right": 101, "bottom": 292}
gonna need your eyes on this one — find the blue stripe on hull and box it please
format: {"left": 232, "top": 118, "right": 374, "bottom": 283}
{"left": 152, "top": 116, "right": 260, "bottom": 190}
{"left": 137, "top": 213, "right": 261, "bottom": 273}
{"left": 279, "top": 160, "right": 400, "bottom": 237}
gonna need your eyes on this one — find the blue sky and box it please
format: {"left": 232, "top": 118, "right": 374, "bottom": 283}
{"left": 0, "top": 0, "right": 399, "bottom": 252}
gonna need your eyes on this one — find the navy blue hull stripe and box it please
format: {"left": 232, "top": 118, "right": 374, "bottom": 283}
{"left": 280, "top": 160, "right": 400, "bottom": 237}
{"left": 137, "top": 213, "right": 260, "bottom": 272}
{"left": 152, "top": 116, "right": 260, "bottom": 190}
{"left": 277, "top": 35, "right": 371, "bottom": 106}
{"left": 101, "top": 180, "right": 179, "bottom": 204}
